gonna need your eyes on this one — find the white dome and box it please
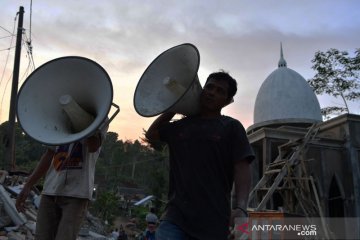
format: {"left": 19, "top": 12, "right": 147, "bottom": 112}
{"left": 248, "top": 45, "right": 322, "bottom": 132}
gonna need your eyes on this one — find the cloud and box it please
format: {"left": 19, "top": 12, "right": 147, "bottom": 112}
{"left": 1, "top": 0, "right": 360, "bottom": 140}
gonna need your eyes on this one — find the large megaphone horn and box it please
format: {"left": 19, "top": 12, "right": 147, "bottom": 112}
{"left": 134, "top": 43, "right": 202, "bottom": 117}
{"left": 16, "top": 56, "right": 119, "bottom": 145}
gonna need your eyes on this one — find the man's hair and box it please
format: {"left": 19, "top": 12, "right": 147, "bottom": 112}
{"left": 205, "top": 70, "right": 237, "bottom": 100}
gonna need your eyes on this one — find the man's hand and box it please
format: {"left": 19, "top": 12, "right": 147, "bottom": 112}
{"left": 230, "top": 208, "right": 248, "bottom": 226}
{"left": 15, "top": 185, "right": 32, "bottom": 213}
{"left": 229, "top": 208, "right": 248, "bottom": 239}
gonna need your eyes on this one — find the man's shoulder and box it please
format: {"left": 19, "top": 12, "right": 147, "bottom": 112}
{"left": 220, "top": 115, "right": 236, "bottom": 121}
{"left": 218, "top": 116, "right": 249, "bottom": 136}
{"left": 220, "top": 115, "right": 242, "bottom": 125}
{"left": 172, "top": 115, "right": 243, "bottom": 128}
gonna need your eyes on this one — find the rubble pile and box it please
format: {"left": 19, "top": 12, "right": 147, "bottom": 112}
{"left": 0, "top": 170, "right": 109, "bottom": 240}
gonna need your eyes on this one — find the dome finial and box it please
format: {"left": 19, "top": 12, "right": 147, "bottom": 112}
{"left": 278, "top": 42, "right": 287, "bottom": 68}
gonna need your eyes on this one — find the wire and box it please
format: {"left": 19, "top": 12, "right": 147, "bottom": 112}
{"left": 23, "top": 0, "right": 36, "bottom": 75}
{"left": 29, "top": 0, "right": 33, "bottom": 44}
{"left": 22, "top": 33, "right": 36, "bottom": 71}
{"left": 0, "top": 46, "right": 16, "bottom": 51}
{"left": 1, "top": 4, "right": 36, "bottom": 122}
{"left": 20, "top": 56, "right": 32, "bottom": 83}
{"left": 0, "top": 35, "right": 15, "bottom": 40}
{"left": 0, "top": 17, "right": 17, "bottom": 91}
{"left": 0, "top": 11, "right": 20, "bottom": 121}
{"left": 0, "top": 26, "right": 13, "bottom": 35}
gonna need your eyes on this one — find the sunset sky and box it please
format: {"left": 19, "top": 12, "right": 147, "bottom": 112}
{"left": 1, "top": 0, "right": 360, "bottom": 142}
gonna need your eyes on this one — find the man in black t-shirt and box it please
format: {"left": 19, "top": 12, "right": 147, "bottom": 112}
{"left": 146, "top": 71, "right": 255, "bottom": 240}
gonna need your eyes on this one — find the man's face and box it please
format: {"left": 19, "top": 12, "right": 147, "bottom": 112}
{"left": 200, "top": 78, "right": 230, "bottom": 112}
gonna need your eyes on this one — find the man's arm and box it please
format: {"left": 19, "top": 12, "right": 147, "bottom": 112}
{"left": 230, "top": 159, "right": 252, "bottom": 226}
{"left": 85, "top": 132, "right": 102, "bottom": 153}
{"left": 85, "top": 122, "right": 109, "bottom": 153}
{"left": 234, "top": 159, "right": 251, "bottom": 209}
{"left": 145, "top": 112, "right": 175, "bottom": 142}
{"left": 16, "top": 148, "right": 54, "bottom": 212}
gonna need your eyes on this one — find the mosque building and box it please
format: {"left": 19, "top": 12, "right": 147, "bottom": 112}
{"left": 245, "top": 44, "right": 360, "bottom": 239}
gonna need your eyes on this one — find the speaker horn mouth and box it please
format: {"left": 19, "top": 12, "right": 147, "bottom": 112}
{"left": 16, "top": 56, "right": 114, "bottom": 145}
{"left": 134, "top": 43, "right": 201, "bottom": 117}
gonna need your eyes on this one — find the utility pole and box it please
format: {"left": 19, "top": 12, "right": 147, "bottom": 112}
{"left": 4, "top": 6, "right": 24, "bottom": 171}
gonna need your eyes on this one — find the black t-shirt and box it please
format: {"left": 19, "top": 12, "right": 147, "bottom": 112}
{"left": 159, "top": 115, "right": 255, "bottom": 240}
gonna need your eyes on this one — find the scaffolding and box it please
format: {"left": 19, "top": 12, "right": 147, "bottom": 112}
{"left": 246, "top": 124, "right": 331, "bottom": 239}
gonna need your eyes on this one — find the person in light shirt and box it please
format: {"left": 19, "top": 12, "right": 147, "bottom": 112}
{"left": 16, "top": 126, "right": 107, "bottom": 240}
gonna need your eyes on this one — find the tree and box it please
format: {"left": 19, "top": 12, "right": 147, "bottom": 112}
{"left": 307, "top": 48, "right": 360, "bottom": 118}
{"left": 0, "top": 121, "right": 45, "bottom": 171}
{"left": 90, "top": 190, "right": 120, "bottom": 223}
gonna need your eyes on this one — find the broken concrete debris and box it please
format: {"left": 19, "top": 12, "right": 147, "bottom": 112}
{"left": 0, "top": 170, "right": 109, "bottom": 240}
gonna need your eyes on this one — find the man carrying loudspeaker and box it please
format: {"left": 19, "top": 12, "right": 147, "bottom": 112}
{"left": 13, "top": 56, "right": 117, "bottom": 240}
{"left": 145, "top": 71, "right": 255, "bottom": 240}
{"left": 15, "top": 124, "right": 108, "bottom": 240}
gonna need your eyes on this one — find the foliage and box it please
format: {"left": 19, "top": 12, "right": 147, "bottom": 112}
{"left": 131, "top": 205, "right": 149, "bottom": 230}
{"left": 95, "top": 135, "right": 168, "bottom": 191}
{"left": 0, "top": 121, "right": 46, "bottom": 171}
{"left": 307, "top": 48, "right": 360, "bottom": 118}
{"left": 90, "top": 190, "right": 120, "bottom": 223}
{"left": 94, "top": 132, "right": 169, "bottom": 223}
